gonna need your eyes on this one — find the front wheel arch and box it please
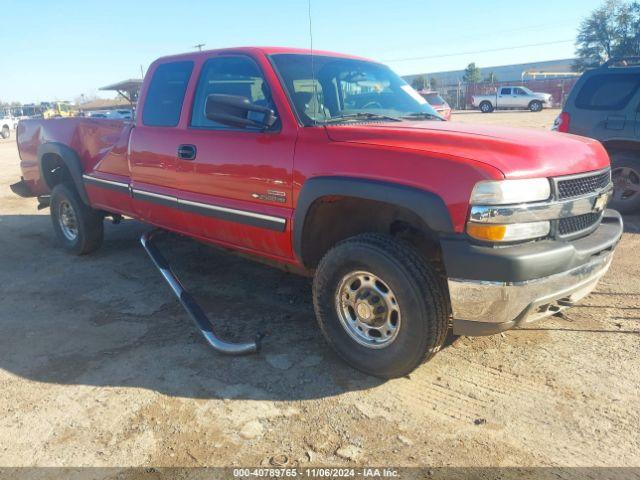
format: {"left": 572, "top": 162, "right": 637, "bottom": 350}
{"left": 294, "top": 177, "right": 453, "bottom": 268}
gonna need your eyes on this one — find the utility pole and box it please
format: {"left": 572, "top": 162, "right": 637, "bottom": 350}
{"left": 193, "top": 43, "right": 205, "bottom": 51}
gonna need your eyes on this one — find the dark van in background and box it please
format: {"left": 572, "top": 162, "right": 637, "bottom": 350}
{"left": 554, "top": 57, "right": 640, "bottom": 213}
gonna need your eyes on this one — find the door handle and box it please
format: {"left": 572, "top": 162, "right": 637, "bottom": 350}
{"left": 177, "top": 144, "right": 197, "bottom": 160}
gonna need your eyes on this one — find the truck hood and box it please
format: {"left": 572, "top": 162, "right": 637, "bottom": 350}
{"left": 324, "top": 121, "right": 609, "bottom": 179}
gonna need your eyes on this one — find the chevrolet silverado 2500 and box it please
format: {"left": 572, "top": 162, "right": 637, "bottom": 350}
{"left": 11, "top": 47, "right": 622, "bottom": 378}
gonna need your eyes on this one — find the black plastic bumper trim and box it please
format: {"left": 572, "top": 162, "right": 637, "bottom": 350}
{"left": 442, "top": 209, "right": 623, "bottom": 283}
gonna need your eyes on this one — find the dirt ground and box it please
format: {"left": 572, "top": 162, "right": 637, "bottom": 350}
{"left": 0, "top": 109, "right": 638, "bottom": 470}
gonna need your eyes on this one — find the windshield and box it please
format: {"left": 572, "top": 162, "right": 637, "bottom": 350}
{"left": 270, "top": 54, "right": 440, "bottom": 126}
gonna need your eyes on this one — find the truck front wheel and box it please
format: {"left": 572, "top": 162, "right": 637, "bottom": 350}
{"left": 479, "top": 101, "right": 493, "bottom": 113}
{"left": 529, "top": 100, "right": 543, "bottom": 112}
{"left": 313, "top": 233, "right": 449, "bottom": 378}
{"left": 50, "top": 184, "right": 104, "bottom": 255}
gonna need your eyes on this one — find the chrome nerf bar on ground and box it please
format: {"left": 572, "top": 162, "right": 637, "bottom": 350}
{"left": 140, "top": 229, "right": 262, "bottom": 355}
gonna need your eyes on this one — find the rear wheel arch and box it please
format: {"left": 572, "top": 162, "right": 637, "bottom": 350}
{"left": 37, "top": 142, "right": 90, "bottom": 204}
{"left": 602, "top": 140, "right": 640, "bottom": 156}
{"left": 294, "top": 177, "right": 454, "bottom": 269}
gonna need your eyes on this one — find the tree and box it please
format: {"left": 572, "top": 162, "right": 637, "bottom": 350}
{"left": 484, "top": 72, "right": 498, "bottom": 83}
{"left": 411, "top": 75, "right": 427, "bottom": 91}
{"left": 463, "top": 63, "right": 482, "bottom": 84}
{"left": 575, "top": 0, "right": 640, "bottom": 70}
{"left": 428, "top": 77, "right": 438, "bottom": 90}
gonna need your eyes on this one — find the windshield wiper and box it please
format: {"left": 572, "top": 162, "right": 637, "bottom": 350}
{"left": 324, "top": 112, "right": 403, "bottom": 124}
{"left": 401, "top": 112, "right": 443, "bottom": 121}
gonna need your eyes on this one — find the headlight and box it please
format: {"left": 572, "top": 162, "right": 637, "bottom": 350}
{"left": 470, "top": 178, "right": 551, "bottom": 205}
{"left": 467, "top": 221, "right": 550, "bottom": 242}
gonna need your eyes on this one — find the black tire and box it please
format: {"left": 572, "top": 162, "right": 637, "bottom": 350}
{"left": 479, "top": 101, "right": 493, "bottom": 113}
{"left": 610, "top": 152, "right": 640, "bottom": 214}
{"left": 313, "top": 233, "right": 450, "bottom": 378}
{"left": 1, "top": 125, "right": 9, "bottom": 139}
{"left": 529, "top": 100, "right": 543, "bottom": 112}
{"left": 50, "top": 184, "right": 104, "bottom": 255}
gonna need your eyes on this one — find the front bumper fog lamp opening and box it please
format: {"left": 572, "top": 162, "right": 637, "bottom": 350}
{"left": 467, "top": 221, "right": 550, "bottom": 242}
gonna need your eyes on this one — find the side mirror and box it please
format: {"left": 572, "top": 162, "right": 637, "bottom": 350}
{"left": 204, "top": 94, "right": 276, "bottom": 129}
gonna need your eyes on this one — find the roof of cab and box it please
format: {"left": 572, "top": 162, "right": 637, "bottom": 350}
{"left": 151, "top": 46, "right": 374, "bottom": 64}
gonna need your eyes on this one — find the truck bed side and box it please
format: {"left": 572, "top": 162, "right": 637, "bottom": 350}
{"left": 16, "top": 117, "right": 132, "bottom": 197}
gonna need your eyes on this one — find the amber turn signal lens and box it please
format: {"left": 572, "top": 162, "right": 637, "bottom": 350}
{"left": 466, "top": 223, "right": 507, "bottom": 241}
{"left": 467, "top": 221, "right": 550, "bottom": 242}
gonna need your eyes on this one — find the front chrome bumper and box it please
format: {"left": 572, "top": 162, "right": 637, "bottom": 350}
{"left": 449, "top": 249, "right": 614, "bottom": 335}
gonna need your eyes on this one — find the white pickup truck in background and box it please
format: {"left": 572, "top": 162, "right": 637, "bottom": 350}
{"left": 472, "top": 86, "right": 553, "bottom": 113}
{"left": 0, "top": 115, "right": 19, "bottom": 139}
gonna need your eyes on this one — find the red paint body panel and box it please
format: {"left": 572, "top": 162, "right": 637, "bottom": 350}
{"left": 16, "top": 118, "right": 130, "bottom": 196}
{"left": 15, "top": 46, "right": 612, "bottom": 268}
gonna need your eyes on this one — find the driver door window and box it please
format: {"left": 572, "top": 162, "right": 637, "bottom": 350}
{"left": 191, "top": 56, "right": 277, "bottom": 129}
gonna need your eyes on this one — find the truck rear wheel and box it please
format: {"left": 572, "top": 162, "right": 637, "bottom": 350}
{"left": 1, "top": 125, "right": 9, "bottom": 139}
{"left": 479, "top": 101, "right": 493, "bottom": 113}
{"left": 50, "top": 184, "right": 104, "bottom": 255}
{"left": 313, "top": 233, "right": 449, "bottom": 378}
{"left": 610, "top": 152, "right": 640, "bottom": 213}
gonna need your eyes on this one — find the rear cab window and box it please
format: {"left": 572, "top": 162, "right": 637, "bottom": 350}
{"left": 142, "top": 61, "right": 194, "bottom": 126}
{"left": 501, "top": 88, "right": 512, "bottom": 95}
{"left": 575, "top": 73, "right": 640, "bottom": 110}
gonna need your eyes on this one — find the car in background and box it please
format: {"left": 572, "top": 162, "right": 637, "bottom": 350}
{"left": 419, "top": 90, "right": 451, "bottom": 120}
{"left": 473, "top": 86, "right": 553, "bottom": 113}
{"left": 553, "top": 57, "right": 640, "bottom": 213}
{"left": 0, "top": 115, "right": 19, "bottom": 139}
{"left": 87, "top": 109, "right": 132, "bottom": 120}
{"left": 41, "top": 101, "right": 75, "bottom": 119}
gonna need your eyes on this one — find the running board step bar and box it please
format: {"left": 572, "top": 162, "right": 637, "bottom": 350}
{"left": 140, "top": 230, "right": 262, "bottom": 355}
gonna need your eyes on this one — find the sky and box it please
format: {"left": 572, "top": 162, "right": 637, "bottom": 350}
{"left": 0, "top": 0, "right": 605, "bottom": 104}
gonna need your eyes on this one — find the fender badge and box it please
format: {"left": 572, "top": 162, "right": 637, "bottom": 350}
{"left": 252, "top": 191, "right": 287, "bottom": 203}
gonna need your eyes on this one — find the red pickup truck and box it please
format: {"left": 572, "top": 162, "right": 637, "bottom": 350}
{"left": 12, "top": 47, "right": 622, "bottom": 378}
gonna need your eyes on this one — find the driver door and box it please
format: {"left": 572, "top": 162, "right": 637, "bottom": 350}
{"left": 176, "top": 54, "right": 296, "bottom": 259}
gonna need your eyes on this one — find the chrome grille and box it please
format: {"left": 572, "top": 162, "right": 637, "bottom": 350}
{"left": 556, "top": 170, "right": 611, "bottom": 199}
{"left": 558, "top": 212, "right": 602, "bottom": 236}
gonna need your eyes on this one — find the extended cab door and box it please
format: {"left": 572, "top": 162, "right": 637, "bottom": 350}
{"left": 171, "top": 54, "right": 296, "bottom": 260}
{"left": 129, "top": 60, "right": 194, "bottom": 231}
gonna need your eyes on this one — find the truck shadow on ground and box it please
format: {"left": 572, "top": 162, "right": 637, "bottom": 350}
{"left": 1, "top": 212, "right": 638, "bottom": 401}
{"left": 0, "top": 215, "right": 388, "bottom": 401}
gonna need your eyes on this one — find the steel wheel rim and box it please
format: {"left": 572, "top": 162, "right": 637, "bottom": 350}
{"left": 335, "top": 270, "right": 401, "bottom": 349}
{"left": 58, "top": 200, "right": 79, "bottom": 241}
{"left": 612, "top": 166, "right": 640, "bottom": 202}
